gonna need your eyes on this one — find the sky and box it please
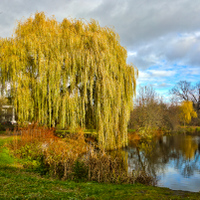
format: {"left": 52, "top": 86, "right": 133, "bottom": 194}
{"left": 0, "top": 0, "right": 200, "bottom": 99}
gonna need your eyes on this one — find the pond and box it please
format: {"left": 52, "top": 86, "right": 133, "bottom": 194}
{"left": 125, "top": 135, "right": 200, "bottom": 192}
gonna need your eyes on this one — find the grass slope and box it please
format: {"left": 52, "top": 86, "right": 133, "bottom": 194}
{"left": 0, "top": 137, "right": 15, "bottom": 166}
{"left": 0, "top": 137, "right": 200, "bottom": 199}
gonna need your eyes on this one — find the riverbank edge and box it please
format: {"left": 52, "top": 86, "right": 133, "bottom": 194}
{"left": 128, "top": 126, "right": 200, "bottom": 138}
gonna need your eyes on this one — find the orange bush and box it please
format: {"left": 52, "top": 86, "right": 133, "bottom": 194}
{"left": 7, "top": 125, "right": 156, "bottom": 184}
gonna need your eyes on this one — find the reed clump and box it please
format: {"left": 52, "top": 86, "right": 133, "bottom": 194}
{"left": 85, "top": 151, "right": 135, "bottom": 183}
{"left": 134, "top": 171, "right": 157, "bottom": 186}
{"left": 7, "top": 125, "right": 155, "bottom": 185}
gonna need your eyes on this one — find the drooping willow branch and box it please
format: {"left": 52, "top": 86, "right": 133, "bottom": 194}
{"left": 0, "top": 12, "right": 138, "bottom": 150}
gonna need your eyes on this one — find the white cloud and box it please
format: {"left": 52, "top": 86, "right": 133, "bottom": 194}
{"left": 148, "top": 70, "right": 176, "bottom": 77}
{"left": 137, "top": 69, "right": 177, "bottom": 87}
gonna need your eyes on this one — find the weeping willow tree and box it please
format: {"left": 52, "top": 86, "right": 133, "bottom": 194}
{"left": 0, "top": 12, "right": 137, "bottom": 150}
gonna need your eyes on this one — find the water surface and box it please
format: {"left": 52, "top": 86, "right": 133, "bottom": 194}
{"left": 125, "top": 135, "right": 200, "bottom": 192}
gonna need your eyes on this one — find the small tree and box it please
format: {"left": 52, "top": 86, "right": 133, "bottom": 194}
{"left": 170, "top": 81, "right": 200, "bottom": 125}
{"left": 129, "top": 86, "right": 166, "bottom": 134}
{"left": 179, "top": 101, "right": 197, "bottom": 126}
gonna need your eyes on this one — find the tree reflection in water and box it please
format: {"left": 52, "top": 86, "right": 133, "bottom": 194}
{"left": 125, "top": 135, "right": 200, "bottom": 183}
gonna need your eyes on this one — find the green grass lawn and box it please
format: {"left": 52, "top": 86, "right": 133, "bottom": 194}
{"left": 0, "top": 137, "right": 15, "bottom": 166}
{"left": 0, "top": 137, "right": 200, "bottom": 199}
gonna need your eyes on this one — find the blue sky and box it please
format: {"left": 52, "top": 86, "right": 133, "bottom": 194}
{"left": 0, "top": 0, "right": 200, "bottom": 100}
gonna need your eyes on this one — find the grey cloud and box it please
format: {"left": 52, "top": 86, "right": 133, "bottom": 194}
{"left": 127, "top": 55, "right": 156, "bottom": 69}
{"left": 2, "top": 0, "right": 200, "bottom": 42}
{"left": 1, "top": 0, "right": 200, "bottom": 70}
{"left": 127, "top": 31, "right": 200, "bottom": 70}
{"left": 164, "top": 33, "right": 200, "bottom": 67}
{"left": 0, "top": 0, "right": 74, "bottom": 37}
{"left": 86, "top": 0, "right": 200, "bottom": 48}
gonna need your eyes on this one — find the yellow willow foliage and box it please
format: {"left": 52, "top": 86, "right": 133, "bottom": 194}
{"left": 179, "top": 135, "right": 198, "bottom": 159}
{"left": 179, "top": 101, "right": 197, "bottom": 124}
{"left": 0, "top": 12, "right": 138, "bottom": 150}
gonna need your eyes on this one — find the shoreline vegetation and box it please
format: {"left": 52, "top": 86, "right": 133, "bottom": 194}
{"left": 0, "top": 134, "right": 199, "bottom": 200}
{"left": 1, "top": 128, "right": 200, "bottom": 199}
{"left": 1, "top": 126, "right": 200, "bottom": 137}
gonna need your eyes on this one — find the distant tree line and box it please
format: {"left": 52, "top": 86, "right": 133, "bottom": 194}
{"left": 129, "top": 81, "right": 200, "bottom": 134}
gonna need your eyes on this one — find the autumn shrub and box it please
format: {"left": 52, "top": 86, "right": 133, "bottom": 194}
{"left": 196, "top": 127, "right": 200, "bottom": 134}
{"left": 184, "top": 126, "right": 200, "bottom": 135}
{"left": 128, "top": 132, "right": 141, "bottom": 146}
{"left": 8, "top": 124, "right": 58, "bottom": 173}
{"left": 42, "top": 131, "right": 89, "bottom": 179}
{"left": 186, "top": 127, "right": 195, "bottom": 134}
{"left": 72, "top": 159, "right": 88, "bottom": 181}
{"left": 137, "top": 127, "right": 159, "bottom": 139}
{"left": 84, "top": 150, "right": 134, "bottom": 184}
{"left": 7, "top": 125, "right": 156, "bottom": 185}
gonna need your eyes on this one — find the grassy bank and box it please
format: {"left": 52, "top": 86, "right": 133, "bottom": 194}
{"left": 1, "top": 136, "right": 200, "bottom": 199}
{"left": 128, "top": 126, "right": 200, "bottom": 140}
{"left": 176, "top": 126, "right": 200, "bottom": 135}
